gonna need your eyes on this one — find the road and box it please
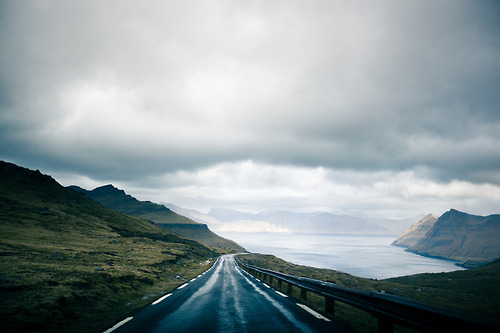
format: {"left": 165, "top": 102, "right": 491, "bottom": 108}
{"left": 106, "top": 254, "right": 352, "bottom": 332}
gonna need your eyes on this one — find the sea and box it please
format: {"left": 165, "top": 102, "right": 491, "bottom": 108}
{"left": 219, "top": 232, "right": 465, "bottom": 279}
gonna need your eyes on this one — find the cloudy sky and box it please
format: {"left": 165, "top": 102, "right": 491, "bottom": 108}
{"left": 1, "top": 0, "right": 499, "bottom": 218}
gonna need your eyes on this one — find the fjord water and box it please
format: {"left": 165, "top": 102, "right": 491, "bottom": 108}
{"left": 221, "top": 232, "right": 464, "bottom": 279}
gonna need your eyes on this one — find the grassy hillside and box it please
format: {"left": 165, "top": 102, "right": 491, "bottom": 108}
{"left": 0, "top": 161, "right": 216, "bottom": 332}
{"left": 238, "top": 253, "right": 500, "bottom": 332}
{"left": 158, "top": 223, "right": 246, "bottom": 253}
{"left": 395, "top": 209, "right": 500, "bottom": 268}
{"left": 71, "top": 185, "right": 246, "bottom": 253}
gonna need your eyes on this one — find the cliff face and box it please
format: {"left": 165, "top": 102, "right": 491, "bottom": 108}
{"left": 393, "top": 214, "right": 438, "bottom": 248}
{"left": 394, "top": 209, "right": 500, "bottom": 268}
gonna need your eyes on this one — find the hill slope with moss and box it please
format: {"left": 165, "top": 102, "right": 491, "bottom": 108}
{"left": 69, "top": 184, "right": 245, "bottom": 253}
{"left": 0, "top": 161, "right": 216, "bottom": 332}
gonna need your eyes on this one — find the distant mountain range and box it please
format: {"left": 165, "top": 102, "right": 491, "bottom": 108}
{"left": 393, "top": 209, "right": 500, "bottom": 268}
{"left": 164, "top": 206, "right": 424, "bottom": 236}
{"left": 70, "top": 185, "right": 245, "bottom": 253}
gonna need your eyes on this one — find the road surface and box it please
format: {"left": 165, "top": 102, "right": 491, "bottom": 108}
{"left": 106, "top": 254, "right": 352, "bottom": 332}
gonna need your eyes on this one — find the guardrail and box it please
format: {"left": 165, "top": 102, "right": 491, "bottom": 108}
{"left": 236, "top": 258, "right": 500, "bottom": 333}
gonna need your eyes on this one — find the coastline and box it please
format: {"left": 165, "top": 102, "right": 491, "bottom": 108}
{"left": 392, "top": 242, "right": 487, "bottom": 269}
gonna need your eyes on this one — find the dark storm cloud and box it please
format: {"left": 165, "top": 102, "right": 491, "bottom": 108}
{"left": 0, "top": 1, "right": 499, "bottom": 216}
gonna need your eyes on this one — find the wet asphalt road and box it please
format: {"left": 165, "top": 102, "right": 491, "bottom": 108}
{"left": 106, "top": 254, "right": 352, "bottom": 332}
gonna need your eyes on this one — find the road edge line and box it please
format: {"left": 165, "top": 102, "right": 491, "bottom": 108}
{"left": 102, "top": 316, "right": 134, "bottom": 333}
{"left": 296, "top": 303, "right": 331, "bottom": 322}
{"left": 151, "top": 293, "right": 172, "bottom": 305}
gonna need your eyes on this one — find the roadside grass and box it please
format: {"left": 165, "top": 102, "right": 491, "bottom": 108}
{"left": 0, "top": 219, "right": 215, "bottom": 333}
{"left": 0, "top": 163, "right": 217, "bottom": 332}
{"left": 238, "top": 253, "right": 500, "bottom": 332}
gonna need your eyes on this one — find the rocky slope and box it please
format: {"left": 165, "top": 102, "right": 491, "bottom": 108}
{"left": 392, "top": 214, "right": 438, "bottom": 248}
{"left": 70, "top": 185, "right": 245, "bottom": 253}
{"left": 393, "top": 209, "right": 500, "bottom": 268}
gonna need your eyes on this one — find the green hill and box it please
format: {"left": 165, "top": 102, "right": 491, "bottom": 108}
{"left": 70, "top": 184, "right": 246, "bottom": 253}
{"left": 69, "top": 184, "right": 197, "bottom": 224}
{"left": 0, "top": 161, "right": 216, "bottom": 332}
{"left": 394, "top": 209, "right": 500, "bottom": 268}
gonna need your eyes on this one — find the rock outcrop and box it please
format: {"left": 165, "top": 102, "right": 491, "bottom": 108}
{"left": 393, "top": 214, "right": 437, "bottom": 248}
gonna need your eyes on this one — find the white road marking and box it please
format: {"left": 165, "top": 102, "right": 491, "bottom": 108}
{"left": 102, "top": 316, "right": 134, "bottom": 333}
{"left": 190, "top": 277, "right": 197, "bottom": 282}
{"left": 275, "top": 290, "right": 288, "bottom": 298}
{"left": 296, "top": 303, "right": 331, "bottom": 322}
{"left": 155, "top": 256, "right": 225, "bottom": 327}
{"left": 236, "top": 263, "right": 313, "bottom": 333}
{"left": 151, "top": 293, "right": 172, "bottom": 305}
{"left": 177, "top": 283, "right": 188, "bottom": 289}
{"left": 263, "top": 283, "right": 270, "bottom": 288}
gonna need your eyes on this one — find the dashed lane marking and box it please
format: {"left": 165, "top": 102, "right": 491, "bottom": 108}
{"left": 275, "top": 290, "right": 288, "bottom": 298}
{"left": 151, "top": 293, "right": 172, "bottom": 305}
{"left": 177, "top": 283, "right": 188, "bottom": 289}
{"left": 102, "top": 316, "right": 134, "bottom": 333}
{"left": 263, "top": 283, "right": 270, "bottom": 288}
{"left": 296, "top": 303, "right": 331, "bottom": 322}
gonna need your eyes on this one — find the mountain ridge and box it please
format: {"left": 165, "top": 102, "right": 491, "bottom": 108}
{"left": 203, "top": 207, "right": 422, "bottom": 235}
{"left": 393, "top": 209, "right": 500, "bottom": 268}
{"left": 71, "top": 184, "right": 246, "bottom": 253}
{"left": 392, "top": 214, "right": 438, "bottom": 249}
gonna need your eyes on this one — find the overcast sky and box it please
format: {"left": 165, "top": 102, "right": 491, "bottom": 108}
{"left": 1, "top": 1, "right": 499, "bottom": 218}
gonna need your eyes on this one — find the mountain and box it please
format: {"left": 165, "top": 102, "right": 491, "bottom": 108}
{"left": 0, "top": 161, "right": 214, "bottom": 332}
{"left": 162, "top": 202, "right": 222, "bottom": 226}
{"left": 69, "top": 184, "right": 197, "bottom": 224}
{"left": 393, "top": 209, "right": 500, "bottom": 268}
{"left": 205, "top": 207, "right": 420, "bottom": 235}
{"left": 70, "top": 185, "right": 245, "bottom": 253}
{"left": 392, "top": 214, "right": 438, "bottom": 248}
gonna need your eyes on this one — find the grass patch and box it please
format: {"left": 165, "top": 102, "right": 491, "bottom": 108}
{"left": 0, "top": 219, "right": 216, "bottom": 333}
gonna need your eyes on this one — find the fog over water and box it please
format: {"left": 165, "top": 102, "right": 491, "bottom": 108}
{"left": 222, "top": 232, "right": 464, "bottom": 279}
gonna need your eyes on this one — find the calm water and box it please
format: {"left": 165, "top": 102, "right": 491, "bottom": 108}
{"left": 220, "top": 232, "right": 464, "bottom": 279}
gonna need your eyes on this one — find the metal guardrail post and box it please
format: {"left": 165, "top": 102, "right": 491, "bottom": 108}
{"left": 287, "top": 282, "right": 293, "bottom": 294}
{"left": 278, "top": 278, "right": 282, "bottom": 289}
{"left": 300, "top": 287, "right": 307, "bottom": 301}
{"left": 377, "top": 315, "right": 393, "bottom": 333}
{"left": 325, "top": 297, "right": 335, "bottom": 316}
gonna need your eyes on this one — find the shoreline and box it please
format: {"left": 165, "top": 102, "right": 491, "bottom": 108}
{"left": 392, "top": 243, "right": 487, "bottom": 269}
